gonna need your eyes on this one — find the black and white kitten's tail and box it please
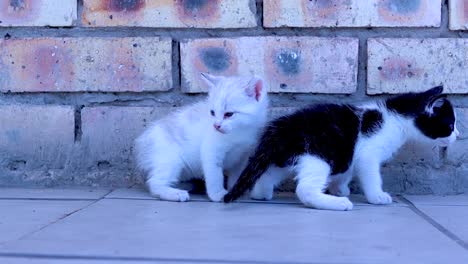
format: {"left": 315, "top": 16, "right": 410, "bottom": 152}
{"left": 223, "top": 142, "right": 273, "bottom": 203}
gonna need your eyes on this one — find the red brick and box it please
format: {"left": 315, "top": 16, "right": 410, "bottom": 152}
{"left": 368, "top": 38, "right": 468, "bottom": 94}
{"left": 0, "top": 37, "right": 172, "bottom": 93}
{"left": 449, "top": 0, "right": 468, "bottom": 30}
{"left": 0, "top": 105, "right": 74, "bottom": 169}
{"left": 0, "top": 0, "right": 76, "bottom": 27}
{"left": 81, "top": 106, "right": 172, "bottom": 169}
{"left": 82, "top": 0, "right": 256, "bottom": 28}
{"left": 264, "top": 0, "right": 441, "bottom": 28}
{"left": 181, "top": 37, "right": 358, "bottom": 94}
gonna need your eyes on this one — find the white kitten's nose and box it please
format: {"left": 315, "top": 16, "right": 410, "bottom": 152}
{"left": 455, "top": 128, "right": 460, "bottom": 138}
{"left": 213, "top": 123, "right": 225, "bottom": 133}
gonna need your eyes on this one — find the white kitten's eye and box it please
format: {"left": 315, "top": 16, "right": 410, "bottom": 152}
{"left": 224, "top": 112, "right": 234, "bottom": 118}
{"left": 210, "top": 110, "right": 215, "bottom": 116}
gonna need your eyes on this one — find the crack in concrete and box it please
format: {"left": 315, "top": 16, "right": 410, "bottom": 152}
{"left": 4, "top": 189, "right": 114, "bottom": 245}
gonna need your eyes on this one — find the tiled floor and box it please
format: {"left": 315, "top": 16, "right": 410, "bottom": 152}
{"left": 0, "top": 188, "right": 467, "bottom": 263}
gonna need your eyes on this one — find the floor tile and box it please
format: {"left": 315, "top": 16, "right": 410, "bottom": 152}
{"left": 0, "top": 200, "right": 92, "bottom": 244}
{"left": 0, "top": 256, "right": 187, "bottom": 264}
{"left": 0, "top": 188, "right": 110, "bottom": 200}
{"left": 416, "top": 205, "right": 468, "bottom": 244}
{"left": 404, "top": 195, "right": 468, "bottom": 206}
{"left": 107, "top": 188, "right": 405, "bottom": 206}
{"left": 1, "top": 199, "right": 466, "bottom": 263}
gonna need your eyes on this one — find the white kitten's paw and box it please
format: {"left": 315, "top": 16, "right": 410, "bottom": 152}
{"left": 208, "top": 189, "right": 228, "bottom": 202}
{"left": 156, "top": 189, "right": 190, "bottom": 202}
{"left": 366, "top": 192, "right": 392, "bottom": 205}
{"left": 250, "top": 190, "right": 273, "bottom": 201}
{"left": 328, "top": 184, "right": 351, "bottom": 197}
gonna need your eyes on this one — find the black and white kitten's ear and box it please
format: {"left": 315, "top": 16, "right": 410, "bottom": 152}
{"left": 427, "top": 95, "right": 448, "bottom": 113}
{"left": 422, "top": 85, "right": 444, "bottom": 100}
{"left": 200, "top": 73, "right": 221, "bottom": 87}
{"left": 424, "top": 86, "right": 447, "bottom": 113}
{"left": 245, "top": 76, "right": 264, "bottom": 102}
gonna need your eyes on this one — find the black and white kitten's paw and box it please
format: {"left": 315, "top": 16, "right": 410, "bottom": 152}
{"left": 208, "top": 188, "right": 228, "bottom": 202}
{"left": 366, "top": 191, "right": 392, "bottom": 205}
{"left": 156, "top": 189, "right": 190, "bottom": 202}
{"left": 328, "top": 184, "right": 351, "bottom": 197}
{"left": 299, "top": 194, "right": 353, "bottom": 211}
{"left": 323, "top": 197, "right": 353, "bottom": 211}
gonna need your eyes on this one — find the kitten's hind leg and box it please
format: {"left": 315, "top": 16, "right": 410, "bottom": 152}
{"left": 250, "top": 166, "right": 290, "bottom": 201}
{"left": 295, "top": 155, "right": 353, "bottom": 211}
{"left": 146, "top": 154, "right": 189, "bottom": 202}
{"left": 328, "top": 171, "right": 352, "bottom": 197}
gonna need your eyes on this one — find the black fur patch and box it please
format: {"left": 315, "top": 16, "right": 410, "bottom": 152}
{"left": 386, "top": 86, "right": 443, "bottom": 117}
{"left": 415, "top": 99, "right": 455, "bottom": 139}
{"left": 386, "top": 86, "right": 455, "bottom": 139}
{"left": 361, "top": 110, "right": 383, "bottom": 136}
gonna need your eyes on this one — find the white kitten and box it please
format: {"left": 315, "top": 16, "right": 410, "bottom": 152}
{"left": 135, "top": 74, "right": 268, "bottom": 202}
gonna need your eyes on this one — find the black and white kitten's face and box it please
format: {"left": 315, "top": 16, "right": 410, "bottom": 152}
{"left": 414, "top": 88, "right": 459, "bottom": 146}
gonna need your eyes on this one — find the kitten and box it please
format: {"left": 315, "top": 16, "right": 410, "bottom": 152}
{"left": 224, "top": 86, "right": 458, "bottom": 210}
{"left": 135, "top": 74, "right": 268, "bottom": 202}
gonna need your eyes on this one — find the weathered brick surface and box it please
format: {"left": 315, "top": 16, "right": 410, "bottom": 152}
{"left": 0, "top": 0, "right": 77, "bottom": 27}
{"left": 367, "top": 38, "right": 468, "bottom": 94}
{"left": 82, "top": 0, "right": 256, "bottom": 28}
{"left": 181, "top": 37, "right": 358, "bottom": 93}
{"left": 0, "top": 105, "right": 74, "bottom": 171}
{"left": 81, "top": 106, "right": 172, "bottom": 171}
{"left": 0, "top": 37, "right": 172, "bottom": 93}
{"left": 268, "top": 107, "right": 298, "bottom": 120}
{"left": 0, "top": 1, "right": 466, "bottom": 193}
{"left": 447, "top": 108, "right": 468, "bottom": 163}
{"left": 449, "top": 0, "right": 468, "bottom": 30}
{"left": 264, "top": 0, "right": 441, "bottom": 28}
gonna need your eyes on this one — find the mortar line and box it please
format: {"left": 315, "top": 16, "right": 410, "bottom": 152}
{"left": 74, "top": 105, "right": 83, "bottom": 142}
{"left": 0, "top": 252, "right": 361, "bottom": 264}
{"left": 399, "top": 196, "right": 468, "bottom": 251}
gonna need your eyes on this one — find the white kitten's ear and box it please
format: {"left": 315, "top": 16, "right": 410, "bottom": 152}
{"left": 200, "top": 73, "right": 221, "bottom": 87}
{"left": 245, "top": 76, "right": 264, "bottom": 102}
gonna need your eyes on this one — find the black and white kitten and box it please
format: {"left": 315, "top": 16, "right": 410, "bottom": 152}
{"left": 224, "top": 86, "right": 459, "bottom": 210}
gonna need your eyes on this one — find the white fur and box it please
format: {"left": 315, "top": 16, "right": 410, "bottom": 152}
{"left": 135, "top": 74, "right": 268, "bottom": 202}
{"left": 254, "top": 102, "right": 457, "bottom": 210}
{"left": 331, "top": 102, "right": 458, "bottom": 207}
{"left": 295, "top": 155, "right": 354, "bottom": 211}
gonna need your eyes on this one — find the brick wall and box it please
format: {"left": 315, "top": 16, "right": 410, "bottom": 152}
{"left": 0, "top": 0, "right": 467, "bottom": 194}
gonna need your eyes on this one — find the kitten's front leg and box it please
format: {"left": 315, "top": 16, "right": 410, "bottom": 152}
{"left": 201, "top": 141, "right": 227, "bottom": 202}
{"left": 226, "top": 157, "right": 248, "bottom": 190}
{"left": 355, "top": 157, "right": 392, "bottom": 205}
